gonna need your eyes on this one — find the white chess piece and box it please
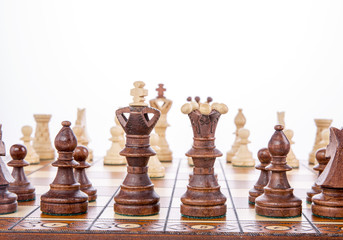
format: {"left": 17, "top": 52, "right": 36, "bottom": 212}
{"left": 21, "top": 126, "right": 40, "bottom": 164}
{"left": 284, "top": 129, "right": 299, "bottom": 168}
{"left": 115, "top": 117, "right": 125, "bottom": 149}
{"left": 232, "top": 128, "right": 255, "bottom": 167}
{"left": 103, "top": 126, "right": 126, "bottom": 165}
{"left": 73, "top": 125, "right": 92, "bottom": 163}
{"left": 33, "top": 114, "right": 55, "bottom": 160}
{"left": 148, "top": 134, "right": 165, "bottom": 178}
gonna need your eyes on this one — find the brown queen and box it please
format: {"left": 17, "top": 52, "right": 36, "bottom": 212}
{"left": 181, "top": 97, "right": 228, "bottom": 218}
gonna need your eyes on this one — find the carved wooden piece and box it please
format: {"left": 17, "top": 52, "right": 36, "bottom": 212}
{"left": 255, "top": 125, "right": 302, "bottom": 218}
{"left": 40, "top": 121, "right": 88, "bottom": 215}
{"left": 0, "top": 125, "right": 17, "bottom": 214}
{"left": 21, "top": 126, "right": 40, "bottom": 164}
{"left": 114, "top": 81, "right": 161, "bottom": 216}
{"left": 308, "top": 119, "right": 332, "bottom": 164}
{"left": 74, "top": 146, "right": 97, "bottom": 202}
{"left": 248, "top": 148, "right": 271, "bottom": 204}
{"left": 103, "top": 121, "right": 126, "bottom": 165}
{"left": 306, "top": 148, "right": 330, "bottom": 203}
{"left": 149, "top": 84, "right": 173, "bottom": 162}
{"left": 8, "top": 144, "right": 35, "bottom": 202}
{"left": 181, "top": 97, "right": 228, "bottom": 218}
{"left": 227, "top": 109, "right": 246, "bottom": 163}
{"left": 232, "top": 128, "right": 255, "bottom": 167}
{"left": 73, "top": 125, "right": 92, "bottom": 163}
{"left": 148, "top": 133, "right": 165, "bottom": 178}
{"left": 312, "top": 127, "right": 343, "bottom": 218}
{"left": 33, "top": 114, "right": 55, "bottom": 160}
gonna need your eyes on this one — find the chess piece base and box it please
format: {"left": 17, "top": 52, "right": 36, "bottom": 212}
{"left": 114, "top": 203, "right": 160, "bottom": 216}
{"left": 157, "top": 152, "right": 172, "bottom": 162}
{"left": 16, "top": 192, "right": 35, "bottom": 202}
{"left": 226, "top": 151, "right": 234, "bottom": 163}
{"left": 41, "top": 186, "right": 89, "bottom": 215}
{"left": 81, "top": 186, "right": 97, "bottom": 202}
{"left": 312, "top": 190, "right": 343, "bottom": 219}
{"left": 41, "top": 201, "right": 88, "bottom": 215}
{"left": 0, "top": 202, "right": 17, "bottom": 215}
{"left": 181, "top": 204, "right": 226, "bottom": 218}
{"left": 248, "top": 188, "right": 263, "bottom": 205}
{"left": 306, "top": 184, "right": 321, "bottom": 203}
{"left": 255, "top": 205, "right": 301, "bottom": 218}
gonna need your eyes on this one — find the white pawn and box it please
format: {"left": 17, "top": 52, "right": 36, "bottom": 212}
{"left": 232, "top": 128, "right": 255, "bottom": 167}
{"left": 284, "top": 129, "right": 299, "bottom": 168}
{"left": 148, "top": 133, "right": 165, "bottom": 178}
{"left": 103, "top": 126, "right": 126, "bottom": 165}
{"left": 21, "top": 126, "right": 40, "bottom": 164}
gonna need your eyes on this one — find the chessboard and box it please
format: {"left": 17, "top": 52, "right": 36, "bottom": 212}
{"left": 0, "top": 157, "right": 342, "bottom": 240}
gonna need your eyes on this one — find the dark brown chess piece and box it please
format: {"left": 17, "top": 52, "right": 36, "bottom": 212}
{"left": 74, "top": 146, "right": 97, "bottom": 202}
{"left": 248, "top": 148, "right": 271, "bottom": 204}
{"left": 306, "top": 148, "right": 330, "bottom": 203}
{"left": 312, "top": 127, "right": 343, "bottom": 219}
{"left": 114, "top": 81, "right": 161, "bottom": 216}
{"left": 8, "top": 144, "right": 35, "bottom": 202}
{"left": 40, "top": 121, "right": 88, "bottom": 215}
{"left": 255, "top": 125, "right": 302, "bottom": 218}
{"left": 180, "top": 97, "right": 228, "bottom": 218}
{"left": 0, "top": 125, "right": 17, "bottom": 214}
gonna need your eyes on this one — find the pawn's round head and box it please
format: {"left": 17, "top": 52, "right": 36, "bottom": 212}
{"left": 257, "top": 148, "right": 271, "bottom": 164}
{"left": 133, "top": 81, "right": 145, "bottom": 88}
{"left": 10, "top": 144, "right": 27, "bottom": 160}
{"left": 238, "top": 128, "right": 250, "bottom": 139}
{"left": 73, "top": 146, "right": 89, "bottom": 162}
{"left": 21, "top": 125, "right": 33, "bottom": 136}
{"left": 315, "top": 148, "right": 327, "bottom": 163}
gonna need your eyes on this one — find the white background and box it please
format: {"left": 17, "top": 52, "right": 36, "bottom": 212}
{"left": 0, "top": 1, "right": 343, "bottom": 162}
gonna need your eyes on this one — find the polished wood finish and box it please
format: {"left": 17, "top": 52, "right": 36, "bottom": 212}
{"left": 312, "top": 127, "right": 343, "bottom": 218}
{"left": 248, "top": 148, "right": 271, "bottom": 204}
{"left": 181, "top": 97, "right": 228, "bottom": 218}
{"left": 74, "top": 146, "right": 97, "bottom": 202}
{"left": 306, "top": 148, "right": 330, "bottom": 203}
{"left": 255, "top": 125, "right": 302, "bottom": 218}
{"left": 40, "top": 121, "right": 88, "bottom": 215}
{"left": 114, "top": 105, "right": 161, "bottom": 216}
{"left": 7, "top": 144, "right": 35, "bottom": 202}
{"left": 0, "top": 125, "right": 17, "bottom": 214}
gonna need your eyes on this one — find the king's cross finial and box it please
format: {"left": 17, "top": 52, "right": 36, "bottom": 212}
{"left": 156, "top": 84, "right": 166, "bottom": 98}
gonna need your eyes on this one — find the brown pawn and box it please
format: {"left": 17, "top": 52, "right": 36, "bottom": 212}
{"left": 8, "top": 144, "right": 36, "bottom": 202}
{"left": 0, "top": 124, "right": 17, "bottom": 214}
{"left": 255, "top": 125, "right": 302, "bottom": 218}
{"left": 248, "top": 148, "right": 271, "bottom": 204}
{"left": 312, "top": 127, "right": 343, "bottom": 218}
{"left": 40, "top": 121, "right": 88, "bottom": 215}
{"left": 74, "top": 146, "right": 97, "bottom": 202}
{"left": 306, "top": 148, "right": 330, "bottom": 203}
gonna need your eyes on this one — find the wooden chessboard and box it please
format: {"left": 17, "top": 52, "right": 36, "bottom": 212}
{"left": 0, "top": 157, "right": 342, "bottom": 240}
